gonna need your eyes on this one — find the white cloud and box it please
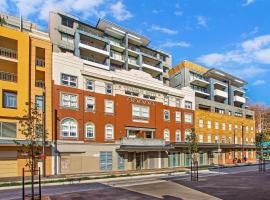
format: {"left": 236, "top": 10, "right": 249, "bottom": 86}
{"left": 5, "top": 0, "right": 132, "bottom": 22}
{"left": 0, "top": 0, "right": 8, "bottom": 12}
{"left": 150, "top": 25, "right": 178, "bottom": 35}
{"left": 255, "top": 48, "right": 270, "bottom": 64}
{"left": 230, "top": 66, "right": 267, "bottom": 79}
{"left": 242, "top": 35, "right": 270, "bottom": 51}
{"left": 160, "top": 41, "right": 191, "bottom": 48}
{"left": 243, "top": 0, "right": 256, "bottom": 6}
{"left": 252, "top": 79, "right": 266, "bottom": 86}
{"left": 174, "top": 11, "right": 183, "bottom": 16}
{"left": 197, "top": 16, "right": 207, "bottom": 28}
{"left": 109, "top": 1, "right": 132, "bottom": 21}
{"left": 241, "top": 26, "right": 259, "bottom": 38}
{"left": 152, "top": 9, "right": 163, "bottom": 14}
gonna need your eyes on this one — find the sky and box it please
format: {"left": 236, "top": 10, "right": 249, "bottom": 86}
{"left": 1, "top": 0, "right": 270, "bottom": 105}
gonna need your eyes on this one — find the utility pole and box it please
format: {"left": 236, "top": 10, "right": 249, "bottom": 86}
{"left": 42, "top": 89, "right": 46, "bottom": 177}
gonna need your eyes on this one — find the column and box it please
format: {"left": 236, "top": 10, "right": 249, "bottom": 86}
{"left": 74, "top": 31, "right": 80, "bottom": 57}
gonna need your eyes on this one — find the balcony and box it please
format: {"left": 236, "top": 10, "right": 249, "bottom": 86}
{"left": 141, "top": 52, "right": 160, "bottom": 61}
{"left": 79, "top": 40, "right": 109, "bottom": 56}
{"left": 191, "top": 85, "right": 209, "bottom": 96}
{"left": 80, "top": 56, "right": 110, "bottom": 70}
{"left": 128, "top": 58, "right": 140, "bottom": 67}
{"left": 142, "top": 62, "right": 163, "bottom": 73}
{"left": 214, "top": 89, "right": 228, "bottom": 99}
{"left": 190, "top": 75, "right": 209, "bottom": 87}
{"left": 110, "top": 52, "right": 124, "bottom": 62}
{"left": 120, "top": 137, "right": 165, "bottom": 146}
{"left": 109, "top": 40, "right": 125, "bottom": 51}
{"left": 35, "top": 80, "right": 45, "bottom": 88}
{"left": 0, "top": 47, "right": 17, "bottom": 62}
{"left": 36, "top": 58, "right": 45, "bottom": 67}
{"left": 234, "top": 95, "right": 246, "bottom": 104}
{"left": 0, "top": 71, "right": 17, "bottom": 82}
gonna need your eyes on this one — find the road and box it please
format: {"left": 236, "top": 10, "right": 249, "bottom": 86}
{"left": 0, "top": 163, "right": 269, "bottom": 200}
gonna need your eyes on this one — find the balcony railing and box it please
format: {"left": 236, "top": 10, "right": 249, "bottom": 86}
{"left": 80, "top": 40, "right": 106, "bottom": 51}
{"left": 128, "top": 45, "right": 140, "bottom": 52}
{"left": 0, "top": 71, "right": 17, "bottom": 82}
{"left": 111, "top": 53, "right": 124, "bottom": 61}
{"left": 35, "top": 80, "right": 45, "bottom": 88}
{"left": 110, "top": 40, "right": 124, "bottom": 47}
{"left": 120, "top": 137, "right": 165, "bottom": 146}
{"left": 0, "top": 47, "right": 17, "bottom": 60}
{"left": 129, "top": 59, "right": 139, "bottom": 65}
{"left": 191, "top": 85, "right": 209, "bottom": 94}
{"left": 80, "top": 55, "right": 106, "bottom": 65}
{"left": 36, "top": 58, "right": 45, "bottom": 67}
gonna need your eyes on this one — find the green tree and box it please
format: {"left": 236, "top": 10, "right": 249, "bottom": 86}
{"left": 186, "top": 129, "right": 198, "bottom": 164}
{"left": 0, "top": 17, "right": 6, "bottom": 26}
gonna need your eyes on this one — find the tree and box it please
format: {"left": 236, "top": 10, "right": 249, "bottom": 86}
{"left": 16, "top": 103, "right": 47, "bottom": 197}
{"left": 186, "top": 129, "right": 198, "bottom": 181}
{"left": 0, "top": 16, "right": 6, "bottom": 26}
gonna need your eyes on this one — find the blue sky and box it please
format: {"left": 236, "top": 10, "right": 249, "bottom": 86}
{"left": 1, "top": 0, "right": 270, "bottom": 105}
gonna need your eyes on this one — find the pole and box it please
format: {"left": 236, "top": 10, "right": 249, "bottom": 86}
{"left": 31, "top": 145, "right": 34, "bottom": 200}
{"left": 42, "top": 90, "right": 46, "bottom": 177}
{"left": 242, "top": 124, "right": 244, "bottom": 162}
{"left": 22, "top": 168, "right": 25, "bottom": 200}
{"left": 39, "top": 167, "right": 41, "bottom": 199}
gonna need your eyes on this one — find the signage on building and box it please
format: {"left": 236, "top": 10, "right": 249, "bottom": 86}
{"left": 127, "top": 97, "right": 155, "bottom": 105}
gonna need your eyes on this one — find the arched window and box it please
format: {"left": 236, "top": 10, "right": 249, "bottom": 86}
{"left": 85, "top": 122, "right": 95, "bottom": 139}
{"left": 61, "top": 118, "right": 78, "bottom": 137}
{"left": 185, "top": 129, "right": 192, "bottom": 142}
{"left": 175, "top": 130, "right": 181, "bottom": 142}
{"left": 105, "top": 124, "right": 114, "bottom": 140}
{"left": 164, "top": 129, "right": 170, "bottom": 142}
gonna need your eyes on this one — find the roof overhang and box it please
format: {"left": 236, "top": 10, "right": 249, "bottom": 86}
{"left": 204, "top": 68, "right": 247, "bottom": 87}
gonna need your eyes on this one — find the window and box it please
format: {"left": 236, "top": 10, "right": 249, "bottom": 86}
{"left": 175, "top": 130, "right": 181, "bottom": 142}
{"left": 246, "top": 126, "right": 249, "bottom": 133}
{"left": 61, "top": 74, "right": 77, "bottom": 87}
{"left": 3, "top": 91, "right": 17, "bottom": 108}
{"left": 246, "top": 137, "right": 249, "bottom": 144}
{"left": 175, "top": 98, "right": 181, "bottom": 108}
{"left": 222, "top": 123, "right": 226, "bottom": 131}
{"left": 215, "top": 122, "right": 219, "bottom": 130}
{"left": 61, "top": 33, "right": 74, "bottom": 44}
{"left": 117, "top": 153, "right": 125, "bottom": 170}
{"left": 222, "top": 135, "right": 226, "bottom": 143}
{"left": 175, "top": 112, "right": 181, "bottom": 122}
{"left": 85, "top": 122, "right": 95, "bottom": 139}
{"left": 164, "top": 110, "right": 170, "bottom": 121}
{"left": 207, "top": 120, "right": 211, "bottom": 129}
{"left": 105, "top": 124, "right": 114, "bottom": 140}
{"left": 207, "top": 135, "right": 211, "bottom": 143}
{"left": 184, "top": 113, "right": 193, "bottom": 123}
{"left": 132, "top": 105, "right": 149, "bottom": 120}
{"left": 61, "top": 16, "right": 74, "bottom": 28}
{"left": 86, "top": 79, "right": 94, "bottom": 91}
{"left": 105, "top": 83, "right": 113, "bottom": 94}
{"left": 235, "top": 124, "right": 238, "bottom": 131}
{"left": 85, "top": 96, "right": 95, "bottom": 112}
{"left": 164, "top": 129, "right": 170, "bottom": 142}
{"left": 100, "top": 151, "right": 112, "bottom": 171}
{"left": 229, "top": 123, "right": 232, "bottom": 131}
{"left": 215, "top": 108, "right": 225, "bottom": 114}
{"left": 199, "top": 134, "right": 203, "bottom": 143}
{"left": 235, "top": 136, "right": 238, "bottom": 144}
{"left": 61, "top": 93, "right": 78, "bottom": 108}
{"left": 228, "top": 111, "right": 232, "bottom": 116}
{"left": 228, "top": 136, "right": 232, "bottom": 144}
{"left": 185, "top": 129, "right": 192, "bottom": 141}
{"left": 105, "top": 100, "right": 114, "bottom": 114}
{"left": 214, "top": 135, "right": 219, "bottom": 143}
{"left": 185, "top": 101, "right": 192, "bottom": 109}
{"left": 164, "top": 96, "right": 169, "bottom": 105}
{"left": 199, "top": 119, "right": 204, "bottom": 128}
{"left": 251, "top": 138, "right": 254, "bottom": 144}
{"left": 143, "top": 94, "right": 155, "bottom": 100}
{"left": 0, "top": 122, "right": 16, "bottom": 138}
{"left": 61, "top": 118, "right": 78, "bottom": 137}
{"left": 35, "top": 96, "right": 44, "bottom": 111}
{"left": 235, "top": 112, "right": 243, "bottom": 117}
{"left": 251, "top": 126, "right": 254, "bottom": 131}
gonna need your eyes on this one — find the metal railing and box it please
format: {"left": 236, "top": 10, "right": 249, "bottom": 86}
{"left": 111, "top": 53, "right": 124, "bottom": 61}
{"left": 191, "top": 85, "right": 209, "bottom": 93}
{"left": 0, "top": 47, "right": 17, "bottom": 59}
{"left": 80, "top": 55, "right": 106, "bottom": 65}
{"left": 129, "top": 59, "right": 139, "bottom": 65}
{"left": 36, "top": 58, "right": 45, "bottom": 67}
{"left": 110, "top": 40, "right": 124, "bottom": 47}
{"left": 35, "top": 80, "right": 45, "bottom": 88}
{"left": 128, "top": 45, "right": 140, "bottom": 52}
{"left": 0, "top": 71, "right": 17, "bottom": 82}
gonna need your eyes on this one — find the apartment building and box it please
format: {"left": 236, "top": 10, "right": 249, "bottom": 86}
{"left": 49, "top": 11, "right": 171, "bottom": 85}
{"left": 169, "top": 60, "right": 256, "bottom": 164}
{"left": 52, "top": 52, "right": 195, "bottom": 174}
{"left": 0, "top": 14, "right": 52, "bottom": 177}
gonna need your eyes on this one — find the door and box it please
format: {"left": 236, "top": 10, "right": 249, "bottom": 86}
{"left": 136, "top": 152, "right": 144, "bottom": 170}
{"left": 185, "top": 153, "right": 191, "bottom": 166}
{"left": 199, "top": 153, "right": 204, "bottom": 165}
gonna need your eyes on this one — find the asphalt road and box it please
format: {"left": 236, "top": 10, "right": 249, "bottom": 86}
{"left": 0, "top": 163, "right": 269, "bottom": 200}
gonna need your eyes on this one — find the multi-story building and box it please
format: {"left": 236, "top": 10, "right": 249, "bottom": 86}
{"left": 49, "top": 11, "right": 171, "bottom": 85}
{"left": 169, "top": 60, "right": 256, "bottom": 164}
{"left": 52, "top": 52, "right": 195, "bottom": 174}
{"left": 0, "top": 14, "right": 52, "bottom": 177}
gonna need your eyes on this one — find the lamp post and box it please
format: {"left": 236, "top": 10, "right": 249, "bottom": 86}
{"left": 241, "top": 124, "right": 245, "bottom": 162}
{"left": 42, "top": 88, "right": 46, "bottom": 177}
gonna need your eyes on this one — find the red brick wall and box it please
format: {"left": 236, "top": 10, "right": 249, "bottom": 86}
{"left": 53, "top": 83, "right": 194, "bottom": 143}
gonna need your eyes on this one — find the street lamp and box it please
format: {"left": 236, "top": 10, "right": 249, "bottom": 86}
{"left": 42, "top": 88, "right": 46, "bottom": 177}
